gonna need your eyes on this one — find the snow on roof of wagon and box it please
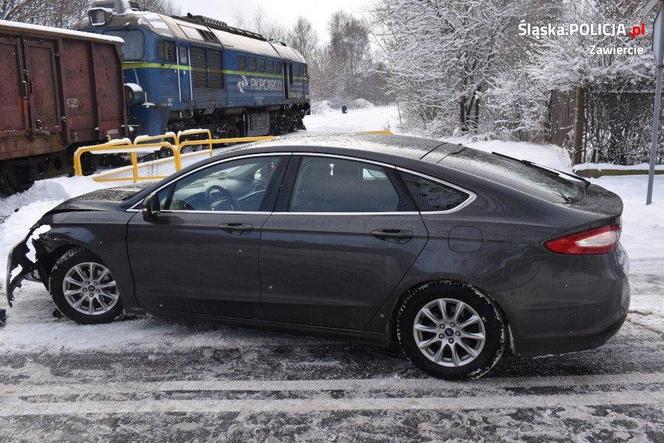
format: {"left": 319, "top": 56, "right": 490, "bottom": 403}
{"left": 0, "top": 19, "right": 124, "bottom": 44}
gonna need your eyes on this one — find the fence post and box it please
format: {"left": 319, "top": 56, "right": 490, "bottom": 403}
{"left": 573, "top": 86, "right": 585, "bottom": 165}
{"left": 130, "top": 152, "right": 139, "bottom": 183}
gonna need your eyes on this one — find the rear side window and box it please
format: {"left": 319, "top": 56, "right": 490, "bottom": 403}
{"left": 401, "top": 173, "right": 471, "bottom": 212}
{"left": 290, "top": 157, "right": 411, "bottom": 213}
{"left": 443, "top": 150, "right": 585, "bottom": 204}
{"left": 238, "top": 55, "right": 246, "bottom": 71}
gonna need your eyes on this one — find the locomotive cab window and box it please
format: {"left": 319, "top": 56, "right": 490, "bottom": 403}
{"left": 158, "top": 40, "right": 176, "bottom": 64}
{"left": 104, "top": 29, "right": 144, "bottom": 61}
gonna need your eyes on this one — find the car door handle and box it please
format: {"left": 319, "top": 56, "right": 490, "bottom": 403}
{"left": 219, "top": 223, "right": 253, "bottom": 234}
{"left": 371, "top": 229, "right": 414, "bottom": 243}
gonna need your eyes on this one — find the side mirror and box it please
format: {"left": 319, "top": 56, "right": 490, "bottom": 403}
{"left": 141, "top": 194, "right": 160, "bottom": 221}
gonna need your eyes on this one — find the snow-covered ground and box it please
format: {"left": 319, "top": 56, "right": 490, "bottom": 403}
{"left": 0, "top": 104, "right": 663, "bottom": 439}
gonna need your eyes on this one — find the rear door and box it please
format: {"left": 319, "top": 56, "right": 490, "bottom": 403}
{"left": 23, "top": 38, "right": 61, "bottom": 135}
{"left": 260, "top": 154, "right": 429, "bottom": 330}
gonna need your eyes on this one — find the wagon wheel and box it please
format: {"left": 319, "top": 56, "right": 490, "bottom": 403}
{"left": 0, "top": 164, "right": 37, "bottom": 195}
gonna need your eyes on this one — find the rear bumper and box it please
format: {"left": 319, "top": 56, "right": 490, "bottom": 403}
{"left": 516, "top": 309, "right": 628, "bottom": 356}
{"left": 505, "top": 244, "right": 630, "bottom": 356}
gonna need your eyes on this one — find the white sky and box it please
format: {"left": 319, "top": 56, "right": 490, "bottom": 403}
{"left": 172, "top": 0, "right": 373, "bottom": 42}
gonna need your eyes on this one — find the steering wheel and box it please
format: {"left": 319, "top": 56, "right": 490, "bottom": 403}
{"left": 206, "top": 185, "right": 240, "bottom": 211}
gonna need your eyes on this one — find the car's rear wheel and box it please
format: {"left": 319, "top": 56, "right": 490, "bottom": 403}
{"left": 49, "top": 248, "right": 123, "bottom": 324}
{"left": 397, "top": 282, "right": 506, "bottom": 380}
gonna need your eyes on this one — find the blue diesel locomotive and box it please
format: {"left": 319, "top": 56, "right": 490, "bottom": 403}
{"left": 75, "top": 0, "right": 310, "bottom": 138}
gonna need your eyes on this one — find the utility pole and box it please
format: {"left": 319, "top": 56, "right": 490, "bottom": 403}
{"left": 647, "top": 0, "right": 664, "bottom": 205}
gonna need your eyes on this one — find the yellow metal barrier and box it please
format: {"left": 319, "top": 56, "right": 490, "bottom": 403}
{"left": 362, "top": 130, "right": 394, "bottom": 135}
{"left": 176, "top": 135, "right": 275, "bottom": 159}
{"left": 134, "top": 132, "right": 178, "bottom": 146}
{"left": 75, "top": 130, "right": 392, "bottom": 184}
{"left": 73, "top": 138, "right": 132, "bottom": 176}
{"left": 74, "top": 131, "right": 275, "bottom": 184}
{"left": 74, "top": 141, "right": 179, "bottom": 183}
{"left": 176, "top": 129, "right": 213, "bottom": 154}
{"left": 74, "top": 129, "right": 393, "bottom": 183}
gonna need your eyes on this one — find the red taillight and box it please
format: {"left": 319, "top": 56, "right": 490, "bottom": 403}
{"left": 545, "top": 225, "right": 621, "bottom": 255}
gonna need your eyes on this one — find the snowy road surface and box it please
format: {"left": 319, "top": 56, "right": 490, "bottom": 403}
{"left": 1, "top": 105, "right": 663, "bottom": 440}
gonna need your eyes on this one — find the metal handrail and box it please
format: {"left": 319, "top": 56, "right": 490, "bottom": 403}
{"left": 73, "top": 141, "right": 179, "bottom": 182}
{"left": 73, "top": 130, "right": 391, "bottom": 184}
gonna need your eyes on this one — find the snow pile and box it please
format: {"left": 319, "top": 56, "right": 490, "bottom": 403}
{"left": 304, "top": 104, "right": 399, "bottom": 134}
{"left": 310, "top": 100, "right": 336, "bottom": 115}
{"left": 348, "top": 98, "right": 375, "bottom": 109}
{"left": 310, "top": 99, "right": 376, "bottom": 115}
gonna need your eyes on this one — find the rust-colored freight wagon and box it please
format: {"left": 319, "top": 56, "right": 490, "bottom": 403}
{"left": 0, "top": 20, "right": 128, "bottom": 194}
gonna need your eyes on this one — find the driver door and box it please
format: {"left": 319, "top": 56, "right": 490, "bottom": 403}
{"left": 127, "top": 155, "right": 289, "bottom": 319}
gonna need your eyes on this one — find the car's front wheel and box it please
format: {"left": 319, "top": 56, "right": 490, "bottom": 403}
{"left": 397, "top": 282, "right": 506, "bottom": 380}
{"left": 49, "top": 248, "right": 123, "bottom": 324}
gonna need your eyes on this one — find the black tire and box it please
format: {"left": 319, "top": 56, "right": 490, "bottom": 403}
{"left": 397, "top": 282, "right": 506, "bottom": 380}
{"left": 49, "top": 248, "right": 123, "bottom": 324}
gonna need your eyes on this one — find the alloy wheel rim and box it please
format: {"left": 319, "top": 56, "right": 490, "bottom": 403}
{"left": 62, "top": 262, "right": 119, "bottom": 316}
{"left": 412, "top": 298, "right": 486, "bottom": 367}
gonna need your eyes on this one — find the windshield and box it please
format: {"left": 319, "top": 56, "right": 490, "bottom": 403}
{"left": 104, "top": 29, "right": 144, "bottom": 60}
{"left": 442, "top": 149, "right": 585, "bottom": 204}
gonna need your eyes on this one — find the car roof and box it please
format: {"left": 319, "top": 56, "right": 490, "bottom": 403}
{"left": 219, "top": 132, "right": 465, "bottom": 164}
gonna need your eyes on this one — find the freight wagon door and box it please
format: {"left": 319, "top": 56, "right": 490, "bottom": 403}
{"left": 23, "top": 39, "right": 61, "bottom": 135}
{"left": 0, "top": 35, "right": 28, "bottom": 140}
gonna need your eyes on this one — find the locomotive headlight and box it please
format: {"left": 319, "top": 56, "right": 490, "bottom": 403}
{"left": 124, "top": 83, "right": 146, "bottom": 106}
{"left": 89, "top": 8, "right": 112, "bottom": 26}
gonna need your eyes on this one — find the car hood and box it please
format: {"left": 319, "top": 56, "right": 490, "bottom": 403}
{"left": 51, "top": 184, "right": 149, "bottom": 213}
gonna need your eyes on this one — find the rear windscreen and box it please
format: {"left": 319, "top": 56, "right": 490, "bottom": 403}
{"left": 441, "top": 149, "right": 585, "bottom": 204}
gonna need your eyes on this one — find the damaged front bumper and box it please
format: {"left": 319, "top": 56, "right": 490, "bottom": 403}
{"left": 5, "top": 225, "right": 49, "bottom": 307}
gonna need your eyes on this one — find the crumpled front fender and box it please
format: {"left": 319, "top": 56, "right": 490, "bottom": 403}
{"left": 5, "top": 225, "right": 51, "bottom": 307}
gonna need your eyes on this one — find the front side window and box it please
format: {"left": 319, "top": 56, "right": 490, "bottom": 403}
{"left": 257, "top": 58, "right": 266, "bottom": 72}
{"left": 401, "top": 172, "right": 471, "bottom": 212}
{"left": 289, "top": 157, "right": 407, "bottom": 213}
{"left": 160, "top": 156, "right": 283, "bottom": 212}
{"left": 104, "top": 29, "right": 144, "bottom": 60}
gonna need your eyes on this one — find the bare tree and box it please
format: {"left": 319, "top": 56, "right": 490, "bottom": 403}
{"left": 287, "top": 17, "right": 318, "bottom": 61}
{"left": 138, "top": 0, "right": 181, "bottom": 15}
{"left": 2, "top": 0, "right": 181, "bottom": 25}
{"left": 2, "top": 0, "right": 91, "bottom": 26}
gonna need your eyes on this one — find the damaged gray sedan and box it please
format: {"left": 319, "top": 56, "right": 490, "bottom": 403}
{"left": 6, "top": 134, "right": 630, "bottom": 379}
